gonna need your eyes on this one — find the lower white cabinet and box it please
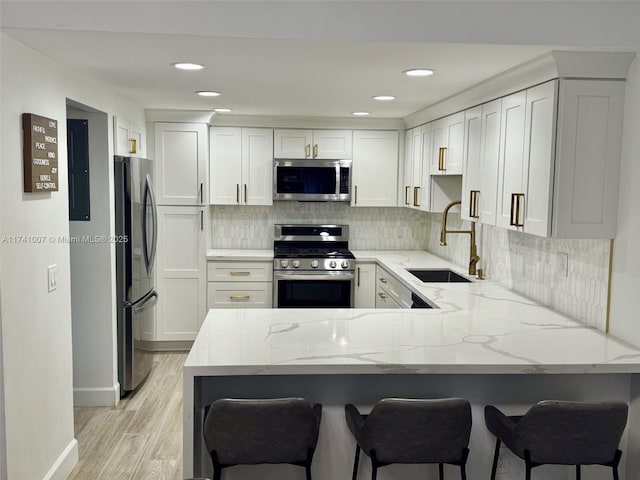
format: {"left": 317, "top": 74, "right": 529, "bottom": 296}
{"left": 354, "top": 262, "right": 376, "bottom": 308}
{"left": 375, "top": 265, "right": 412, "bottom": 309}
{"left": 155, "top": 206, "right": 207, "bottom": 341}
{"left": 207, "top": 260, "right": 273, "bottom": 308}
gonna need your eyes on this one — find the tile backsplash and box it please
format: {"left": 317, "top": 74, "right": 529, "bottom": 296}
{"left": 425, "top": 212, "right": 611, "bottom": 331}
{"left": 209, "top": 205, "right": 611, "bottom": 331}
{"left": 208, "top": 204, "right": 428, "bottom": 250}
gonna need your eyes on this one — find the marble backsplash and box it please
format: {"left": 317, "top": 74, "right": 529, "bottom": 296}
{"left": 208, "top": 203, "right": 428, "bottom": 250}
{"left": 425, "top": 212, "right": 611, "bottom": 331}
{"left": 208, "top": 204, "right": 611, "bottom": 331}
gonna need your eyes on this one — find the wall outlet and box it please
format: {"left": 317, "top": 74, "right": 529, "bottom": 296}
{"left": 47, "top": 264, "right": 58, "bottom": 292}
{"left": 557, "top": 252, "right": 569, "bottom": 277}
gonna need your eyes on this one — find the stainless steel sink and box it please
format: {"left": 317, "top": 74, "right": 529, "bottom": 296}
{"left": 406, "top": 269, "right": 472, "bottom": 283}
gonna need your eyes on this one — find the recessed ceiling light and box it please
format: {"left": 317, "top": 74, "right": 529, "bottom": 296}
{"left": 196, "top": 91, "right": 222, "bottom": 97}
{"left": 404, "top": 69, "right": 434, "bottom": 77}
{"left": 373, "top": 95, "right": 396, "bottom": 101}
{"left": 214, "top": 108, "right": 233, "bottom": 113}
{"left": 172, "top": 62, "right": 205, "bottom": 71}
{"left": 352, "top": 111, "right": 370, "bottom": 116}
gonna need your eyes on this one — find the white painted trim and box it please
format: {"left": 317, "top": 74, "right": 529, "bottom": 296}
{"left": 42, "top": 439, "right": 78, "bottom": 480}
{"left": 73, "top": 384, "right": 119, "bottom": 407}
{"left": 139, "top": 340, "right": 193, "bottom": 352}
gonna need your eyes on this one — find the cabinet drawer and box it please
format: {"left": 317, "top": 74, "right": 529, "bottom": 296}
{"left": 207, "top": 282, "right": 273, "bottom": 308}
{"left": 375, "top": 286, "right": 401, "bottom": 308}
{"left": 376, "top": 267, "right": 412, "bottom": 308}
{"left": 207, "top": 261, "right": 273, "bottom": 282}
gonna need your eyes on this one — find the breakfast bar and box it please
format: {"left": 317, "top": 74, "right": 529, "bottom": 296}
{"left": 184, "top": 252, "right": 640, "bottom": 480}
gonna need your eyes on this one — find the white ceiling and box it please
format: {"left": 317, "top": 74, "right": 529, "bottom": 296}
{"left": 2, "top": 1, "right": 638, "bottom": 119}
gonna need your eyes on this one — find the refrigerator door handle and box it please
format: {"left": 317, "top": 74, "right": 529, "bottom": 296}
{"left": 124, "top": 288, "right": 159, "bottom": 312}
{"left": 142, "top": 174, "right": 158, "bottom": 274}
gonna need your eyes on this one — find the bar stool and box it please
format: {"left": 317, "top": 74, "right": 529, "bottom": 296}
{"left": 484, "top": 400, "right": 628, "bottom": 480}
{"left": 203, "top": 397, "right": 322, "bottom": 480}
{"left": 345, "top": 398, "right": 472, "bottom": 480}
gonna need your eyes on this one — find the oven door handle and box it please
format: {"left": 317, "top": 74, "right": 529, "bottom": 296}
{"left": 274, "top": 272, "right": 355, "bottom": 281}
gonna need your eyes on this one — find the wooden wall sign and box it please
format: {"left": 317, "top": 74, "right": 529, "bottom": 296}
{"left": 22, "top": 113, "right": 59, "bottom": 192}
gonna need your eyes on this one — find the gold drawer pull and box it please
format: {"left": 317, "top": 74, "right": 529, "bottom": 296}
{"left": 438, "top": 147, "right": 447, "bottom": 171}
{"left": 129, "top": 138, "right": 137, "bottom": 154}
{"left": 470, "top": 190, "right": 480, "bottom": 218}
{"left": 413, "top": 186, "right": 420, "bottom": 207}
{"left": 378, "top": 292, "right": 388, "bottom": 299}
{"left": 313, "top": 144, "right": 319, "bottom": 158}
{"left": 404, "top": 186, "right": 410, "bottom": 205}
{"left": 306, "top": 144, "right": 311, "bottom": 157}
{"left": 379, "top": 277, "right": 387, "bottom": 283}
{"left": 230, "top": 271, "right": 251, "bottom": 276}
{"left": 230, "top": 295, "right": 250, "bottom": 301}
{"left": 510, "top": 193, "right": 525, "bottom": 227}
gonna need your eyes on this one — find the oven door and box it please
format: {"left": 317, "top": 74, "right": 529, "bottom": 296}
{"left": 274, "top": 271, "right": 355, "bottom": 308}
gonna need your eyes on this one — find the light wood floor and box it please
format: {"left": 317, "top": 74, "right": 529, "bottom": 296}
{"left": 68, "top": 352, "right": 187, "bottom": 480}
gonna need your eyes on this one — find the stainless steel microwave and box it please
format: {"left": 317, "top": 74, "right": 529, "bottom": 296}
{"left": 273, "top": 159, "right": 352, "bottom": 201}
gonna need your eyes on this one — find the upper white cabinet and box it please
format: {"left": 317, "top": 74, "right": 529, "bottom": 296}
{"left": 430, "top": 112, "right": 464, "bottom": 175}
{"left": 274, "top": 129, "right": 352, "bottom": 159}
{"left": 351, "top": 130, "right": 399, "bottom": 207}
{"left": 114, "top": 116, "right": 144, "bottom": 158}
{"left": 494, "top": 79, "right": 624, "bottom": 238}
{"left": 154, "top": 123, "right": 207, "bottom": 206}
{"left": 402, "top": 127, "right": 426, "bottom": 209}
{"left": 209, "top": 127, "right": 273, "bottom": 205}
{"left": 461, "top": 99, "right": 502, "bottom": 224}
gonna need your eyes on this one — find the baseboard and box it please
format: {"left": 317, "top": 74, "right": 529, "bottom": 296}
{"left": 73, "top": 383, "right": 120, "bottom": 407}
{"left": 43, "top": 438, "right": 78, "bottom": 480}
{"left": 140, "top": 340, "right": 193, "bottom": 352}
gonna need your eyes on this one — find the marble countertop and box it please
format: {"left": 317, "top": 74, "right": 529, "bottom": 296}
{"left": 187, "top": 250, "right": 640, "bottom": 376}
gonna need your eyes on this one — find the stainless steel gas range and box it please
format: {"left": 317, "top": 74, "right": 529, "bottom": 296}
{"left": 273, "top": 224, "right": 355, "bottom": 308}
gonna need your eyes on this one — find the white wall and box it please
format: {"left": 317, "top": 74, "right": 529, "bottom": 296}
{"left": 67, "top": 106, "right": 119, "bottom": 406}
{"left": 0, "top": 34, "right": 145, "bottom": 480}
{"left": 610, "top": 55, "right": 640, "bottom": 346}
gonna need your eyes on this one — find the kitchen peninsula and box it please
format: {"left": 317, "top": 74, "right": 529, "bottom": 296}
{"left": 184, "top": 251, "right": 640, "bottom": 480}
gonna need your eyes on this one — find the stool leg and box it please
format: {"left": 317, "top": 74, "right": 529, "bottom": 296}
{"left": 352, "top": 445, "right": 360, "bottom": 480}
{"left": 490, "top": 439, "right": 501, "bottom": 480}
{"left": 576, "top": 464, "right": 581, "bottom": 480}
{"left": 524, "top": 450, "right": 532, "bottom": 480}
{"left": 612, "top": 449, "right": 622, "bottom": 480}
{"left": 438, "top": 463, "right": 444, "bottom": 480}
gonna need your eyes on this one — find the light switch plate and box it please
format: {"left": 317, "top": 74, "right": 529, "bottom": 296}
{"left": 47, "top": 264, "right": 58, "bottom": 292}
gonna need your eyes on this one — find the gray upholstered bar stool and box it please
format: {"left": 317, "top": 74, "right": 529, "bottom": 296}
{"left": 484, "top": 400, "right": 628, "bottom": 480}
{"left": 345, "top": 398, "right": 472, "bottom": 480}
{"left": 203, "top": 398, "right": 322, "bottom": 480}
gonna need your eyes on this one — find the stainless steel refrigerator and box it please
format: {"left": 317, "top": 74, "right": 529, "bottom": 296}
{"left": 114, "top": 155, "right": 158, "bottom": 394}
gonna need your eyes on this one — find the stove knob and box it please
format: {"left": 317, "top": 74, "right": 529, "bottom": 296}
{"left": 329, "top": 260, "right": 337, "bottom": 268}
{"left": 292, "top": 260, "right": 301, "bottom": 268}
{"left": 280, "top": 260, "right": 289, "bottom": 268}
{"left": 311, "top": 260, "right": 319, "bottom": 269}
{"left": 341, "top": 260, "right": 350, "bottom": 269}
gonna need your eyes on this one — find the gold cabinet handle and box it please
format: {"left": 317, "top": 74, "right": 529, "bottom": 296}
{"left": 438, "top": 147, "right": 447, "bottom": 171}
{"left": 230, "top": 295, "right": 250, "bottom": 301}
{"left": 236, "top": 184, "right": 240, "bottom": 204}
{"left": 413, "top": 186, "right": 420, "bottom": 207}
{"left": 510, "top": 193, "right": 525, "bottom": 227}
{"left": 230, "top": 271, "right": 251, "bottom": 276}
{"left": 354, "top": 185, "right": 358, "bottom": 205}
{"left": 199, "top": 183, "right": 203, "bottom": 204}
{"left": 313, "top": 144, "right": 319, "bottom": 158}
{"left": 378, "top": 292, "right": 388, "bottom": 299}
{"left": 404, "top": 186, "right": 410, "bottom": 205}
{"left": 306, "top": 144, "right": 311, "bottom": 158}
{"left": 470, "top": 190, "right": 480, "bottom": 218}
{"left": 129, "top": 138, "right": 137, "bottom": 154}
{"left": 244, "top": 184, "right": 247, "bottom": 204}
{"left": 357, "top": 267, "right": 361, "bottom": 287}
{"left": 200, "top": 210, "right": 204, "bottom": 231}
{"left": 379, "top": 277, "right": 387, "bottom": 283}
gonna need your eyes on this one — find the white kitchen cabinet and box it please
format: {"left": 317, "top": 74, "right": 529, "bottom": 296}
{"left": 156, "top": 206, "right": 207, "bottom": 341}
{"left": 209, "top": 127, "right": 273, "bottom": 205}
{"left": 402, "top": 127, "right": 424, "bottom": 209}
{"left": 495, "top": 79, "right": 623, "bottom": 238}
{"left": 375, "top": 265, "right": 411, "bottom": 309}
{"left": 461, "top": 99, "right": 502, "bottom": 224}
{"left": 430, "top": 112, "right": 464, "bottom": 175}
{"left": 154, "top": 122, "right": 207, "bottom": 206}
{"left": 207, "top": 260, "right": 273, "bottom": 308}
{"left": 351, "top": 130, "right": 399, "bottom": 207}
{"left": 273, "top": 129, "right": 352, "bottom": 159}
{"left": 114, "top": 116, "right": 144, "bottom": 157}
{"left": 354, "top": 262, "right": 376, "bottom": 308}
